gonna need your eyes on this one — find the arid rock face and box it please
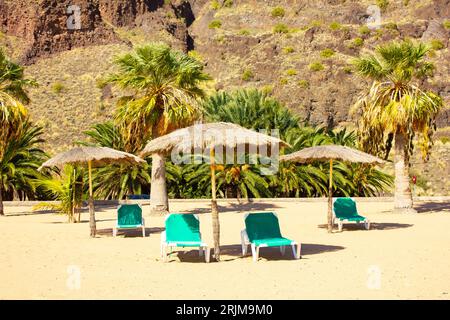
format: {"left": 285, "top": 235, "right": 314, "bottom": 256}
{"left": 0, "top": 0, "right": 449, "bottom": 128}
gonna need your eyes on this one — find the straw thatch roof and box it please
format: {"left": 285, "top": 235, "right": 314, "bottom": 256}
{"left": 40, "top": 146, "right": 145, "bottom": 169}
{"left": 280, "top": 145, "right": 385, "bottom": 164}
{"left": 140, "top": 122, "right": 290, "bottom": 156}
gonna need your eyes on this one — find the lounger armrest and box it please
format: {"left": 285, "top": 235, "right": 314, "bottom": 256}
{"left": 241, "top": 229, "right": 249, "bottom": 245}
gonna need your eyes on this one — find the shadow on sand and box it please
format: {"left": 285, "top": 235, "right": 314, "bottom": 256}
{"left": 318, "top": 222, "right": 414, "bottom": 232}
{"left": 96, "top": 227, "right": 164, "bottom": 238}
{"left": 414, "top": 201, "right": 450, "bottom": 213}
{"left": 183, "top": 202, "right": 282, "bottom": 215}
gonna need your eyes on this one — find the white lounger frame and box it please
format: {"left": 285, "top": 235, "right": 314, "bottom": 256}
{"left": 240, "top": 213, "right": 301, "bottom": 262}
{"left": 332, "top": 198, "right": 370, "bottom": 232}
{"left": 160, "top": 214, "right": 210, "bottom": 263}
{"left": 113, "top": 204, "right": 146, "bottom": 237}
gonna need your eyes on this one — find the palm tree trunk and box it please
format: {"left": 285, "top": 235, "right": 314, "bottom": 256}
{"left": 0, "top": 183, "right": 4, "bottom": 216}
{"left": 150, "top": 153, "right": 169, "bottom": 215}
{"left": 210, "top": 146, "right": 220, "bottom": 261}
{"left": 394, "top": 132, "right": 415, "bottom": 213}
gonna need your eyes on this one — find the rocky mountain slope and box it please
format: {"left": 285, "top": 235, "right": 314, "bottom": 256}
{"left": 0, "top": 0, "right": 449, "bottom": 194}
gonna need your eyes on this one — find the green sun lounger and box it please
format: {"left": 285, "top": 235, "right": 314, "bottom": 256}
{"left": 241, "top": 212, "right": 301, "bottom": 262}
{"left": 113, "top": 204, "right": 146, "bottom": 237}
{"left": 160, "top": 213, "right": 210, "bottom": 263}
{"left": 333, "top": 198, "right": 370, "bottom": 232}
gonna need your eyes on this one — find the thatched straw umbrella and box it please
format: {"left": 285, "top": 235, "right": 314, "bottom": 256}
{"left": 280, "top": 145, "right": 385, "bottom": 233}
{"left": 40, "top": 146, "right": 145, "bottom": 237}
{"left": 141, "top": 122, "right": 289, "bottom": 261}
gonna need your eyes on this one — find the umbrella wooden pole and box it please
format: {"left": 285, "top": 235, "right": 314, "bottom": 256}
{"left": 210, "top": 145, "right": 220, "bottom": 261}
{"left": 328, "top": 159, "right": 333, "bottom": 233}
{"left": 72, "top": 168, "right": 76, "bottom": 223}
{"left": 88, "top": 160, "right": 96, "bottom": 237}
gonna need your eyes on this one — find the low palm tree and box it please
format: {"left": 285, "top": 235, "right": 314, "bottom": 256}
{"left": 352, "top": 40, "right": 443, "bottom": 212}
{"left": 105, "top": 43, "right": 211, "bottom": 213}
{"left": 34, "top": 165, "right": 84, "bottom": 223}
{"left": 0, "top": 121, "right": 47, "bottom": 215}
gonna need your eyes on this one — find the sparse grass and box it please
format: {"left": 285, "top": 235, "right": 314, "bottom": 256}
{"left": 310, "top": 20, "right": 322, "bottom": 28}
{"left": 320, "top": 48, "right": 335, "bottom": 58}
{"left": 430, "top": 39, "right": 445, "bottom": 51}
{"left": 298, "top": 80, "right": 310, "bottom": 89}
{"left": 309, "top": 62, "right": 324, "bottom": 72}
{"left": 279, "top": 78, "right": 288, "bottom": 85}
{"left": 273, "top": 23, "right": 289, "bottom": 34}
{"left": 208, "top": 20, "right": 222, "bottom": 29}
{"left": 242, "top": 69, "right": 254, "bottom": 81}
{"left": 271, "top": 7, "right": 285, "bottom": 18}
{"left": 329, "top": 22, "right": 342, "bottom": 31}
{"left": 443, "top": 21, "right": 450, "bottom": 30}
{"left": 261, "top": 85, "right": 274, "bottom": 95}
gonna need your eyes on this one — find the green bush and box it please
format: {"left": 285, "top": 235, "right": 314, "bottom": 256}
{"left": 384, "top": 22, "right": 398, "bottom": 31}
{"left": 298, "top": 80, "right": 310, "bottom": 89}
{"left": 242, "top": 69, "right": 254, "bottom": 81}
{"left": 52, "top": 82, "right": 65, "bottom": 94}
{"left": 343, "top": 66, "right": 353, "bottom": 74}
{"left": 320, "top": 48, "right": 335, "bottom": 58}
{"left": 352, "top": 37, "right": 364, "bottom": 47}
{"left": 238, "top": 29, "right": 251, "bottom": 36}
{"left": 271, "top": 7, "right": 285, "bottom": 18}
{"left": 443, "top": 21, "right": 450, "bottom": 30}
{"left": 208, "top": 20, "right": 222, "bottom": 29}
{"left": 261, "top": 85, "right": 274, "bottom": 95}
{"left": 279, "top": 78, "right": 288, "bottom": 85}
{"left": 283, "top": 46, "right": 295, "bottom": 54}
{"left": 210, "top": 0, "right": 220, "bottom": 10}
{"left": 309, "top": 62, "right": 324, "bottom": 72}
{"left": 376, "top": 0, "right": 389, "bottom": 11}
{"left": 286, "top": 69, "right": 297, "bottom": 76}
{"left": 430, "top": 39, "right": 445, "bottom": 50}
{"left": 223, "top": 0, "right": 233, "bottom": 8}
{"left": 273, "top": 23, "right": 289, "bottom": 34}
{"left": 329, "top": 22, "right": 342, "bottom": 31}
{"left": 359, "top": 25, "right": 371, "bottom": 35}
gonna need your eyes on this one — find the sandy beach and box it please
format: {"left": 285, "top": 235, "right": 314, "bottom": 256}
{"left": 0, "top": 199, "right": 449, "bottom": 300}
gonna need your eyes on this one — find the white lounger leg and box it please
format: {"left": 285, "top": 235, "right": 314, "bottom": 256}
{"left": 142, "top": 226, "right": 145, "bottom": 237}
{"left": 241, "top": 230, "right": 248, "bottom": 256}
{"left": 365, "top": 220, "right": 371, "bottom": 230}
{"left": 205, "top": 247, "right": 210, "bottom": 263}
{"left": 199, "top": 247, "right": 204, "bottom": 256}
{"left": 113, "top": 227, "right": 117, "bottom": 237}
{"left": 251, "top": 244, "right": 260, "bottom": 262}
{"left": 291, "top": 243, "right": 301, "bottom": 259}
{"left": 338, "top": 221, "right": 343, "bottom": 232}
{"left": 280, "top": 246, "right": 286, "bottom": 256}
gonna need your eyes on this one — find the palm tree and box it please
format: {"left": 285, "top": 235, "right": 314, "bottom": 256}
{"left": 105, "top": 43, "right": 210, "bottom": 213}
{"left": 0, "top": 49, "right": 36, "bottom": 215}
{"left": 34, "top": 165, "right": 84, "bottom": 223}
{"left": 82, "top": 122, "right": 151, "bottom": 200}
{"left": 352, "top": 40, "right": 443, "bottom": 213}
{"left": 0, "top": 121, "right": 47, "bottom": 215}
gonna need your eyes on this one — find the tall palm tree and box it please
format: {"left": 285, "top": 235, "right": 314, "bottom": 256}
{"left": 0, "top": 49, "right": 36, "bottom": 215}
{"left": 352, "top": 40, "right": 443, "bottom": 212}
{"left": 105, "top": 43, "right": 210, "bottom": 213}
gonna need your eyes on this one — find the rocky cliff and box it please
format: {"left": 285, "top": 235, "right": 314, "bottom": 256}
{"left": 0, "top": 0, "right": 449, "bottom": 141}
